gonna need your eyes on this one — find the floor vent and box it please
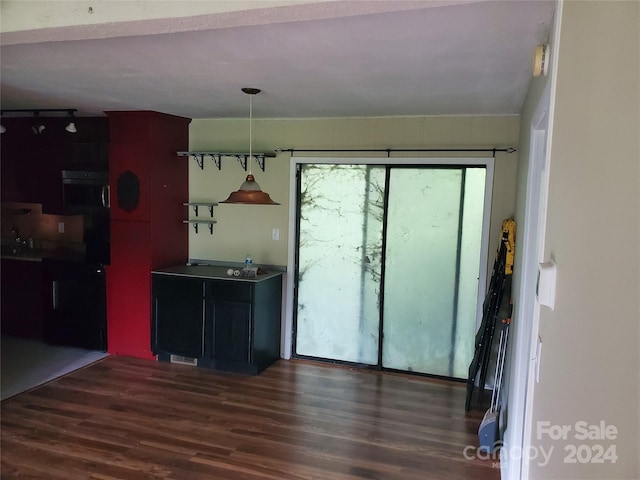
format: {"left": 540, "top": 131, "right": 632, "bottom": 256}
{"left": 169, "top": 355, "right": 198, "bottom": 367}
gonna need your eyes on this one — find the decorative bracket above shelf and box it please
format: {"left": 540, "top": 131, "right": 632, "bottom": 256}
{"left": 183, "top": 219, "right": 216, "bottom": 234}
{"left": 183, "top": 202, "right": 217, "bottom": 217}
{"left": 177, "top": 151, "right": 276, "bottom": 172}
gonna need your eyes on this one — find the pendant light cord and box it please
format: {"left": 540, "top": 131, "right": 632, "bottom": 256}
{"left": 249, "top": 94, "right": 253, "bottom": 176}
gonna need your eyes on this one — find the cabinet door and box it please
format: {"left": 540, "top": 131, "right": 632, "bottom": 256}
{"left": 152, "top": 276, "right": 205, "bottom": 358}
{"left": 213, "top": 301, "right": 251, "bottom": 364}
{"left": 39, "top": 137, "right": 67, "bottom": 214}
{"left": 1, "top": 259, "right": 44, "bottom": 339}
{"left": 0, "top": 131, "right": 41, "bottom": 203}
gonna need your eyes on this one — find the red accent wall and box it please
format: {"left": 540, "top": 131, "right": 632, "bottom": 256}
{"left": 106, "top": 111, "right": 191, "bottom": 360}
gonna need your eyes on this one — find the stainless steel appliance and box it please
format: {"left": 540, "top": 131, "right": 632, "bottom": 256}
{"left": 61, "top": 170, "right": 109, "bottom": 213}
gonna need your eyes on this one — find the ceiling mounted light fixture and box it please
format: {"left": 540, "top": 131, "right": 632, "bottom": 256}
{"left": 32, "top": 111, "right": 45, "bottom": 135}
{"left": 0, "top": 108, "right": 78, "bottom": 134}
{"left": 65, "top": 110, "right": 77, "bottom": 133}
{"left": 220, "top": 88, "right": 279, "bottom": 205}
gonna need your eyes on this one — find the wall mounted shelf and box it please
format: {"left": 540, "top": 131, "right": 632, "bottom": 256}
{"left": 183, "top": 202, "right": 217, "bottom": 217}
{"left": 183, "top": 220, "right": 216, "bottom": 234}
{"left": 183, "top": 202, "right": 216, "bottom": 234}
{"left": 177, "top": 151, "right": 275, "bottom": 171}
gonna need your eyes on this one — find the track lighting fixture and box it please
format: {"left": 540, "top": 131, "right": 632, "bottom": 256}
{"left": 65, "top": 110, "right": 77, "bottom": 133}
{"left": 0, "top": 108, "right": 79, "bottom": 134}
{"left": 32, "top": 112, "right": 45, "bottom": 135}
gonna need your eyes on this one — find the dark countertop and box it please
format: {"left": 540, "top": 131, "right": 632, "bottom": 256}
{"left": 1, "top": 246, "right": 86, "bottom": 263}
{"left": 153, "top": 264, "right": 283, "bottom": 283}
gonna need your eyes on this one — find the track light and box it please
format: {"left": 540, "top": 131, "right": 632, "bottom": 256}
{"left": 65, "top": 111, "right": 77, "bottom": 133}
{"left": 32, "top": 112, "right": 45, "bottom": 135}
{"left": 0, "top": 108, "right": 78, "bottom": 134}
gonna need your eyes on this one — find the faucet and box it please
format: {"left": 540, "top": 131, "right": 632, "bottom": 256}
{"left": 10, "top": 226, "right": 28, "bottom": 253}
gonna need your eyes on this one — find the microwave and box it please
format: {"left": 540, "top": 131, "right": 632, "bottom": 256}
{"left": 61, "top": 170, "right": 110, "bottom": 213}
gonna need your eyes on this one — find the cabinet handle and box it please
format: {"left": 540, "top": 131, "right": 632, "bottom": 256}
{"left": 201, "top": 298, "right": 206, "bottom": 355}
{"left": 52, "top": 281, "right": 58, "bottom": 309}
{"left": 101, "top": 185, "right": 110, "bottom": 208}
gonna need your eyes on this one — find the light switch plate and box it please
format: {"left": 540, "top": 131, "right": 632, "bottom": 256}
{"left": 537, "top": 260, "right": 557, "bottom": 309}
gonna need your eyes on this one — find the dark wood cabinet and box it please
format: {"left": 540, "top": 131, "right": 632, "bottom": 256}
{"left": 0, "top": 259, "right": 44, "bottom": 339}
{"left": 0, "top": 116, "right": 109, "bottom": 211}
{"left": 152, "top": 276, "right": 205, "bottom": 358}
{"left": 0, "top": 119, "right": 41, "bottom": 204}
{"left": 151, "top": 267, "right": 282, "bottom": 374}
{"left": 213, "top": 301, "right": 251, "bottom": 364}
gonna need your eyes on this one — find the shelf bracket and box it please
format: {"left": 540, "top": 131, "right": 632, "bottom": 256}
{"left": 179, "top": 151, "right": 275, "bottom": 172}
{"left": 235, "top": 155, "right": 249, "bottom": 171}
{"left": 211, "top": 154, "right": 222, "bottom": 170}
{"left": 183, "top": 203, "right": 217, "bottom": 218}
{"left": 183, "top": 219, "right": 216, "bottom": 235}
{"left": 194, "top": 154, "right": 204, "bottom": 170}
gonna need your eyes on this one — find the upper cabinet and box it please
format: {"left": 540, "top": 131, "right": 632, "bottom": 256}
{"left": 0, "top": 116, "right": 109, "bottom": 212}
{"left": 67, "top": 117, "right": 110, "bottom": 171}
{"left": 0, "top": 119, "right": 39, "bottom": 204}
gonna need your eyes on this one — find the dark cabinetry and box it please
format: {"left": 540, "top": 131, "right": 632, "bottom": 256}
{"left": 213, "top": 301, "right": 251, "bottom": 364}
{"left": 151, "top": 271, "right": 282, "bottom": 374}
{"left": 0, "top": 259, "right": 44, "bottom": 339}
{"left": 153, "top": 276, "right": 205, "bottom": 358}
{"left": 0, "top": 117, "right": 109, "bottom": 212}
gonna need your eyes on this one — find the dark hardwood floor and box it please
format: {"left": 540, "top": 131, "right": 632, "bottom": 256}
{"left": 1, "top": 356, "right": 500, "bottom": 479}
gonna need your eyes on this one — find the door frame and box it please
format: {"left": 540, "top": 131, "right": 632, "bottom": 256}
{"left": 282, "top": 156, "right": 494, "bottom": 361}
{"left": 502, "top": 3, "right": 561, "bottom": 478}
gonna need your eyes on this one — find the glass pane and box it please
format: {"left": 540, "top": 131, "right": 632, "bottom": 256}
{"left": 295, "top": 164, "right": 385, "bottom": 364}
{"left": 382, "top": 168, "right": 463, "bottom": 376}
{"left": 453, "top": 168, "right": 487, "bottom": 378}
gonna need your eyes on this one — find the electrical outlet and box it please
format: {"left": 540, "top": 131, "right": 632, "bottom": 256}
{"left": 58, "top": 222, "right": 65, "bottom": 233}
{"left": 272, "top": 228, "right": 280, "bottom": 241}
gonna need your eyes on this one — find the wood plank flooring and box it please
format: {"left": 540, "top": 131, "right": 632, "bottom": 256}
{"left": 1, "top": 356, "right": 500, "bottom": 479}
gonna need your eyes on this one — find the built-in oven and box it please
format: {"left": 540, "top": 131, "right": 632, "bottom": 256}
{"left": 61, "top": 170, "right": 110, "bottom": 213}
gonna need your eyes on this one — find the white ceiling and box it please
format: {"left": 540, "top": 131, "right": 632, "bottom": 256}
{"left": 0, "top": 0, "right": 556, "bottom": 119}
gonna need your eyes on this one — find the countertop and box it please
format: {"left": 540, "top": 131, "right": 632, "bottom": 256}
{"left": 1, "top": 246, "right": 86, "bottom": 263}
{"left": 153, "top": 264, "right": 284, "bottom": 283}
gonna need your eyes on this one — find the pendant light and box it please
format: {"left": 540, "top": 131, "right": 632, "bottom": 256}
{"left": 220, "top": 88, "right": 279, "bottom": 205}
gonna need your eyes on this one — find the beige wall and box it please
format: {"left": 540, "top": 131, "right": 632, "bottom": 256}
{"left": 525, "top": 1, "right": 640, "bottom": 479}
{"left": 188, "top": 115, "right": 520, "bottom": 267}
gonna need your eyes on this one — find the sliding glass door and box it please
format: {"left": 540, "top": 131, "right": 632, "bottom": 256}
{"left": 294, "top": 162, "right": 488, "bottom": 378}
{"left": 295, "top": 165, "right": 385, "bottom": 364}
